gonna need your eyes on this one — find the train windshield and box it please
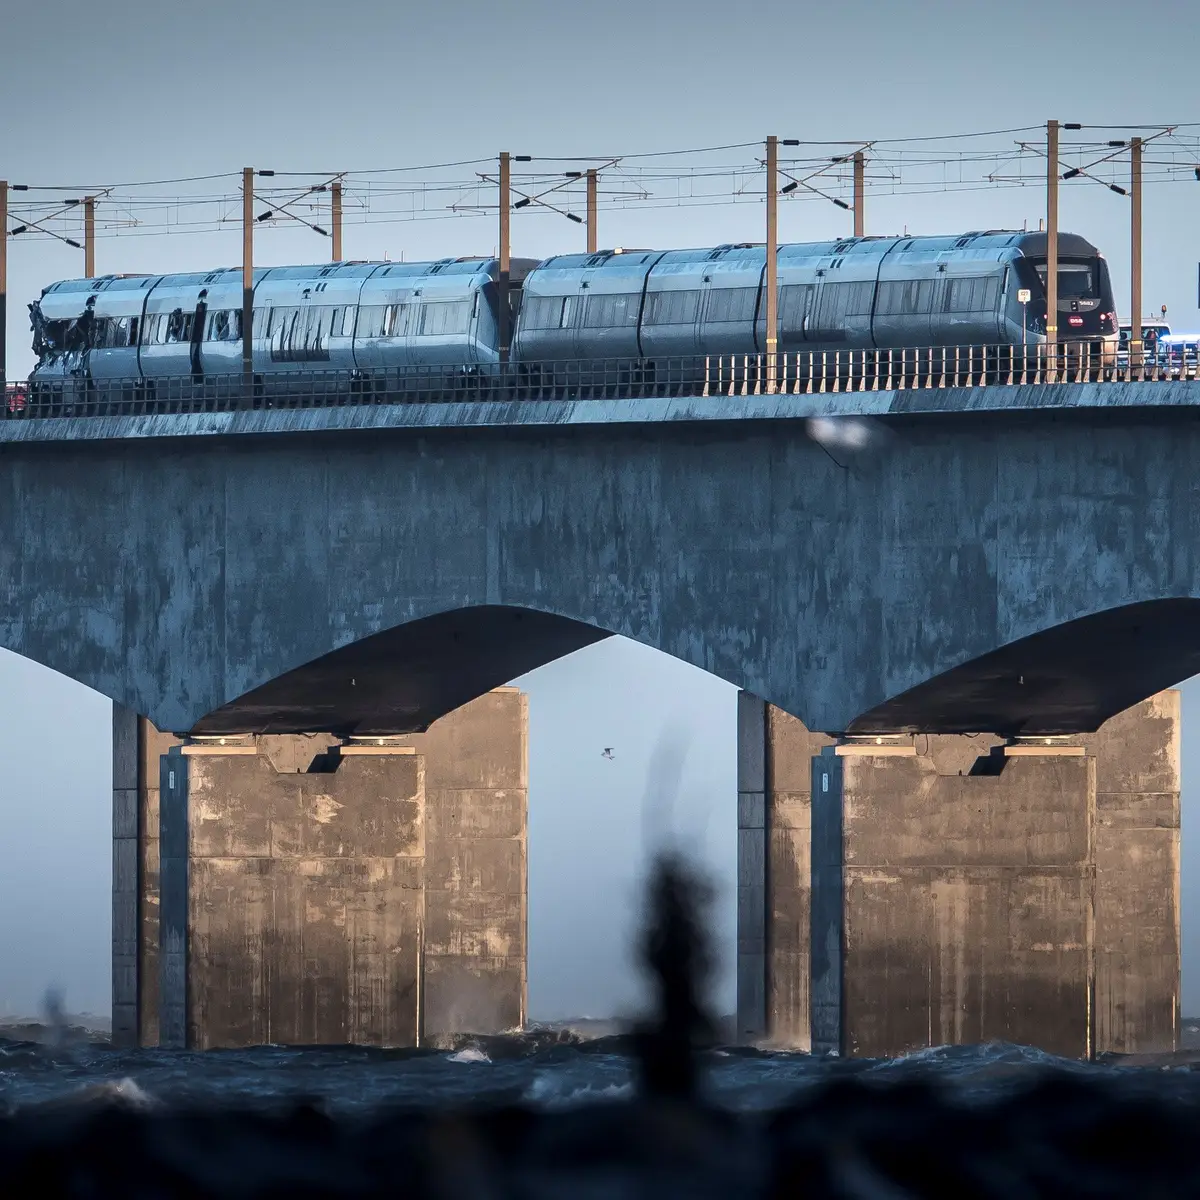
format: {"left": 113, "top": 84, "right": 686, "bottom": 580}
{"left": 1033, "top": 260, "right": 1099, "bottom": 300}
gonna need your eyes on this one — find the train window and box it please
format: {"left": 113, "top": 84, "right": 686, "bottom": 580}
{"left": 876, "top": 279, "right": 935, "bottom": 316}
{"left": 208, "top": 310, "right": 232, "bottom": 342}
{"left": 706, "top": 287, "right": 758, "bottom": 324}
{"left": 945, "top": 277, "right": 1001, "bottom": 313}
{"left": 278, "top": 310, "right": 298, "bottom": 356}
{"left": 644, "top": 290, "right": 701, "bottom": 325}
{"left": 559, "top": 295, "right": 579, "bottom": 329}
{"left": 847, "top": 282, "right": 874, "bottom": 316}
{"left": 520, "top": 296, "right": 546, "bottom": 329}
{"left": 162, "top": 310, "right": 192, "bottom": 343}
{"left": 521, "top": 295, "right": 564, "bottom": 330}
{"left": 302, "top": 307, "right": 324, "bottom": 355}
{"left": 355, "top": 305, "right": 390, "bottom": 339}
{"left": 778, "top": 285, "right": 812, "bottom": 335}
{"left": 416, "top": 300, "right": 471, "bottom": 337}
{"left": 1034, "top": 261, "right": 1097, "bottom": 299}
{"left": 806, "top": 281, "right": 873, "bottom": 337}
{"left": 581, "top": 293, "right": 640, "bottom": 328}
{"left": 811, "top": 284, "right": 846, "bottom": 337}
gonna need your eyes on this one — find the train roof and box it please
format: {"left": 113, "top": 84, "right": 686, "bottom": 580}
{"left": 525, "top": 231, "right": 1103, "bottom": 282}
{"left": 535, "top": 249, "right": 661, "bottom": 271}
{"left": 38, "top": 256, "right": 543, "bottom": 302}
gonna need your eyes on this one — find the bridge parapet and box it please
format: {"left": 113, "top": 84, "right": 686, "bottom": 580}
{"left": 3, "top": 347, "right": 1198, "bottom": 440}
{"left": 2, "top": 374, "right": 1200, "bottom": 446}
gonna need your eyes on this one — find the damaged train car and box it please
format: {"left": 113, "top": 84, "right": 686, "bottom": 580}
{"left": 27, "top": 258, "right": 539, "bottom": 405}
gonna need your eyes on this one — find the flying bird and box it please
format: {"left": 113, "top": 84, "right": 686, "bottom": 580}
{"left": 602, "top": 747, "right": 615, "bottom": 760}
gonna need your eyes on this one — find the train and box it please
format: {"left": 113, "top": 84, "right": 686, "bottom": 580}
{"left": 27, "top": 229, "right": 1117, "bottom": 400}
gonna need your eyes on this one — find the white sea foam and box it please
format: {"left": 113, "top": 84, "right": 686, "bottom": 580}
{"left": 524, "top": 1073, "right": 633, "bottom": 1109}
{"left": 53, "top": 1077, "right": 158, "bottom": 1110}
{"left": 447, "top": 1046, "right": 491, "bottom": 1064}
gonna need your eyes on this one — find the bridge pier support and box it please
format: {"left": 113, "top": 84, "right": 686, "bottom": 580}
{"left": 737, "top": 692, "right": 1180, "bottom": 1058}
{"left": 112, "top": 690, "right": 527, "bottom": 1050}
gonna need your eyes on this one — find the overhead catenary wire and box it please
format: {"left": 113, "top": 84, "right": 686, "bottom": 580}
{"left": 7, "top": 125, "right": 1200, "bottom": 249}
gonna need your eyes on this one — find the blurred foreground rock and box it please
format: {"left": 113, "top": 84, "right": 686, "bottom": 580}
{"left": 3, "top": 1070, "right": 1200, "bottom": 1198}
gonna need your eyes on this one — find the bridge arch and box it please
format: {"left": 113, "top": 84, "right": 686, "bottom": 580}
{"left": 190, "top": 597, "right": 1200, "bottom": 738}
{"left": 850, "top": 599, "right": 1200, "bottom": 735}
{"left": 192, "top": 605, "right": 610, "bottom": 735}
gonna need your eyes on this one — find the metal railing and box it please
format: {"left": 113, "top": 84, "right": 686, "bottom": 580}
{"left": 703, "top": 344, "right": 1182, "bottom": 395}
{"left": 0, "top": 345, "right": 1189, "bottom": 420}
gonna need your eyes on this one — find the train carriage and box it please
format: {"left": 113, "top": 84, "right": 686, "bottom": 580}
{"left": 513, "top": 249, "right": 660, "bottom": 394}
{"left": 87, "top": 276, "right": 158, "bottom": 398}
{"left": 248, "top": 264, "right": 364, "bottom": 401}
{"left": 28, "top": 275, "right": 133, "bottom": 408}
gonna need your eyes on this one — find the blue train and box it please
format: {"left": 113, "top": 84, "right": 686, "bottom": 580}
{"left": 28, "top": 229, "right": 1116, "bottom": 397}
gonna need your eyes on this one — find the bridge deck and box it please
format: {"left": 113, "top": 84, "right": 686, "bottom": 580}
{"left": 3, "top": 379, "right": 1200, "bottom": 443}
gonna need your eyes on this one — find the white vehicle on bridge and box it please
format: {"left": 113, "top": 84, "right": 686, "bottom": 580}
{"left": 1157, "top": 334, "right": 1199, "bottom": 380}
{"left": 1117, "top": 319, "right": 1170, "bottom": 369}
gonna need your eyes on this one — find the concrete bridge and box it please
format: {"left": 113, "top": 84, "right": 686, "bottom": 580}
{"left": 1, "top": 374, "right": 1191, "bottom": 1056}
{"left": 2, "top": 377, "right": 1199, "bottom": 737}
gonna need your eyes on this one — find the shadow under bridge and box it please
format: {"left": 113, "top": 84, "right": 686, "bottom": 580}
{"left": 190, "top": 605, "right": 609, "bottom": 736}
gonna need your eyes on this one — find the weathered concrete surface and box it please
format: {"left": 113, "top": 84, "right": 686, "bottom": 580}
{"left": 112, "top": 708, "right": 181, "bottom": 1048}
{"left": 111, "top": 707, "right": 139, "bottom": 1048}
{"left": 160, "top": 740, "right": 425, "bottom": 1050}
{"left": 1082, "top": 691, "right": 1181, "bottom": 1054}
{"left": 389, "top": 688, "right": 528, "bottom": 1039}
{"left": 738, "top": 692, "right": 1180, "bottom": 1059}
{"left": 837, "top": 752, "right": 1096, "bottom": 1059}
{"left": 7, "top": 401, "right": 1200, "bottom": 735}
{"left": 128, "top": 692, "right": 527, "bottom": 1049}
{"left": 735, "top": 697, "right": 834, "bottom": 1048}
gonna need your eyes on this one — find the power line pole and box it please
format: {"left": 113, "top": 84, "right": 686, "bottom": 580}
{"left": 765, "top": 135, "right": 778, "bottom": 394}
{"left": 84, "top": 196, "right": 96, "bottom": 277}
{"left": 242, "top": 167, "right": 254, "bottom": 401}
{"left": 331, "top": 179, "right": 343, "bottom": 263}
{"left": 1045, "top": 119, "right": 1059, "bottom": 350}
{"left": 1130, "top": 136, "right": 1143, "bottom": 377}
{"left": 498, "top": 151, "right": 511, "bottom": 365}
{"left": 586, "top": 168, "right": 598, "bottom": 254}
{"left": 0, "top": 181, "right": 7, "bottom": 391}
{"left": 853, "top": 150, "right": 865, "bottom": 237}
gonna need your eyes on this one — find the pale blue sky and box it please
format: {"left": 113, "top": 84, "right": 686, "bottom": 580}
{"left": 1, "top": 0, "right": 1198, "bottom": 1019}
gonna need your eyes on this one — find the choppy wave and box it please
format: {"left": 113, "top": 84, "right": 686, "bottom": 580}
{"left": 3, "top": 1029, "right": 1199, "bottom": 1118}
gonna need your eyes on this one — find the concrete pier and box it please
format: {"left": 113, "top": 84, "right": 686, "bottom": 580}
{"left": 112, "top": 690, "right": 527, "bottom": 1050}
{"left": 737, "top": 691, "right": 1180, "bottom": 1058}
